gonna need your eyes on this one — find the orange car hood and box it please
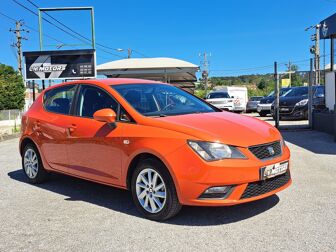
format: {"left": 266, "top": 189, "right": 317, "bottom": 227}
{"left": 143, "top": 112, "right": 280, "bottom": 147}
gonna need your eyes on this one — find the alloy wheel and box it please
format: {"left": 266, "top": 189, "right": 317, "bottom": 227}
{"left": 24, "top": 148, "right": 38, "bottom": 179}
{"left": 135, "top": 168, "right": 167, "bottom": 213}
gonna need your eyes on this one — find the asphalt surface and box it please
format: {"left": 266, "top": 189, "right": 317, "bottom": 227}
{"left": 1, "top": 131, "right": 336, "bottom": 251}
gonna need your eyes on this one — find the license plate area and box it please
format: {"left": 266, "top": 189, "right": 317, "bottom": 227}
{"left": 260, "top": 161, "right": 288, "bottom": 180}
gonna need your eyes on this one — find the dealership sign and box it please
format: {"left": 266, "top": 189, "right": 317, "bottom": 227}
{"left": 23, "top": 49, "right": 96, "bottom": 80}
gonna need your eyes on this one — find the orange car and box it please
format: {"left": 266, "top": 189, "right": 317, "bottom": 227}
{"left": 20, "top": 78, "right": 291, "bottom": 220}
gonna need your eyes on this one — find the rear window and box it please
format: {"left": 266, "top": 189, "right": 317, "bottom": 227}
{"left": 207, "top": 92, "right": 230, "bottom": 99}
{"left": 44, "top": 85, "right": 76, "bottom": 115}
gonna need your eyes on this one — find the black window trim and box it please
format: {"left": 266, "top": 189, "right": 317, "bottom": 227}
{"left": 43, "top": 84, "right": 79, "bottom": 116}
{"left": 72, "top": 83, "right": 136, "bottom": 124}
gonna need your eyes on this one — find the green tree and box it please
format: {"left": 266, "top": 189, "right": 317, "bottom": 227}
{"left": 0, "top": 63, "right": 25, "bottom": 110}
{"left": 257, "top": 79, "right": 267, "bottom": 90}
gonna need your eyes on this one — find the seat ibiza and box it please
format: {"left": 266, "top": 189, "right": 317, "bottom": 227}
{"left": 20, "top": 79, "right": 291, "bottom": 220}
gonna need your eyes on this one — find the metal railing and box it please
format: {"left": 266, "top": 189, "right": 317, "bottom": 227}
{"left": 0, "top": 109, "right": 23, "bottom": 137}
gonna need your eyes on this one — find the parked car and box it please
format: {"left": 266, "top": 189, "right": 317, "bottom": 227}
{"left": 20, "top": 79, "right": 291, "bottom": 221}
{"left": 257, "top": 87, "right": 292, "bottom": 117}
{"left": 246, "top": 96, "right": 263, "bottom": 112}
{"left": 312, "top": 85, "right": 325, "bottom": 109}
{"left": 205, "top": 91, "right": 235, "bottom": 111}
{"left": 270, "top": 85, "right": 325, "bottom": 120}
{"left": 211, "top": 86, "right": 248, "bottom": 112}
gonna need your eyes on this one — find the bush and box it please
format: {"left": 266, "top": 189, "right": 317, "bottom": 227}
{"left": 0, "top": 64, "right": 25, "bottom": 110}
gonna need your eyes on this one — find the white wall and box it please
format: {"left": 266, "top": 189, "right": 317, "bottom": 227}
{"left": 325, "top": 71, "right": 336, "bottom": 110}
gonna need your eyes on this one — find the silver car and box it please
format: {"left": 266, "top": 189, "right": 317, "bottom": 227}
{"left": 246, "top": 96, "right": 263, "bottom": 112}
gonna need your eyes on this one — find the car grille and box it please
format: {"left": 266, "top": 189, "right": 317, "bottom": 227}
{"left": 240, "top": 171, "right": 291, "bottom": 199}
{"left": 209, "top": 100, "right": 227, "bottom": 105}
{"left": 249, "top": 141, "right": 282, "bottom": 160}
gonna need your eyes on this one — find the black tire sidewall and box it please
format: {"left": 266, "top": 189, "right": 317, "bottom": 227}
{"left": 131, "top": 158, "right": 180, "bottom": 221}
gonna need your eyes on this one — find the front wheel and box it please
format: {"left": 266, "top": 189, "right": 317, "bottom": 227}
{"left": 131, "top": 158, "right": 182, "bottom": 221}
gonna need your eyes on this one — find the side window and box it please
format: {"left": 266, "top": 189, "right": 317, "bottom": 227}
{"left": 44, "top": 85, "right": 76, "bottom": 115}
{"left": 76, "top": 85, "right": 119, "bottom": 118}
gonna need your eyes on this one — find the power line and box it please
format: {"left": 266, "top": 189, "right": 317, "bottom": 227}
{"left": 0, "top": 10, "right": 64, "bottom": 44}
{"left": 0, "top": 12, "right": 118, "bottom": 63}
{"left": 12, "top": 0, "right": 124, "bottom": 58}
{"left": 25, "top": 0, "right": 149, "bottom": 58}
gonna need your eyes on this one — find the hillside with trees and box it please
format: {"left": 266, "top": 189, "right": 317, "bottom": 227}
{"left": 195, "top": 64, "right": 309, "bottom": 98}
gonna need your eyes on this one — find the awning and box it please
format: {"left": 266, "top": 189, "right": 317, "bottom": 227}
{"left": 96, "top": 57, "right": 199, "bottom": 90}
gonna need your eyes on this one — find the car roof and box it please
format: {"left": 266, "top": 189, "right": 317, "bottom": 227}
{"left": 43, "top": 78, "right": 165, "bottom": 92}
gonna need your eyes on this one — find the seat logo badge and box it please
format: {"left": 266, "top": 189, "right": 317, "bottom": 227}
{"left": 267, "top": 146, "right": 275, "bottom": 156}
{"left": 123, "top": 140, "right": 130, "bottom": 145}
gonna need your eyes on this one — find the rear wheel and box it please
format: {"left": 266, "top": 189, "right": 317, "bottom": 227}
{"left": 22, "top": 143, "right": 48, "bottom": 184}
{"left": 131, "top": 158, "right": 181, "bottom": 221}
{"left": 259, "top": 112, "right": 267, "bottom": 117}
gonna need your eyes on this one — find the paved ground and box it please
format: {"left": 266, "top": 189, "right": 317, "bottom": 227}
{"left": 0, "top": 131, "right": 335, "bottom": 252}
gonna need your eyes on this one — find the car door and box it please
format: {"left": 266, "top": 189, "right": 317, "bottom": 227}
{"left": 65, "top": 84, "right": 124, "bottom": 185}
{"left": 39, "top": 84, "right": 77, "bottom": 172}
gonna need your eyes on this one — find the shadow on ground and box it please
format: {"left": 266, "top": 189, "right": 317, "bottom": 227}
{"left": 8, "top": 169, "right": 279, "bottom": 226}
{"left": 282, "top": 130, "right": 336, "bottom": 155}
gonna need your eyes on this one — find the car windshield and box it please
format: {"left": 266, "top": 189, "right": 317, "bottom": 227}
{"left": 250, "top": 96, "right": 263, "bottom": 101}
{"left": 267, "top": 88, "right": 291, "bottom": 97}
{"left": 207, "top": 92, "right": 230, "bottom": 99}
{"left": 112, "top": 84, "right": 218, "bottom": 117}
{"left": 267, "top": 91, "right": 274, "bottom": 97}
{"left": 283, "top": 87, "right": 308, "bottom": 97}
{"left": 280, "top": 88, "right": 291, "bottom": 96}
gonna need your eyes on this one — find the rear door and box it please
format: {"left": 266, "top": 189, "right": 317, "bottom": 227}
{"left": 39, "top": 84, "right": 77, "bottom": 172}
{"left": 65, "top": 84, "right": 124, "bottom": 185}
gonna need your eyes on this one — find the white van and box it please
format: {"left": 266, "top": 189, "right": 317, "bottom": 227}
{"left": 209, "top": 86, "right": 248, "bottom": 112}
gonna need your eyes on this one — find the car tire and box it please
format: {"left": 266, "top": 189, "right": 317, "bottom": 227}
{"left": 259, "top": 112, "right": 267, "bottom": 117}
{"left": 131, "top": 158, "right": 182, "bottom": 221}
{"left": 22, "top": 143, "right": 48, "bottom": 184}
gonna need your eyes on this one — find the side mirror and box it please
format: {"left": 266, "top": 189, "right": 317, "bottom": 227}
{"left": 93, "top": 108, "right": 116, "bottom": 123}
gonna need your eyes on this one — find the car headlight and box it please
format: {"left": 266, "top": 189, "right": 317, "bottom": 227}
{"left": 187, "top": 140, "right": 246, "bottom": 161}
{"left": 295, "top": 99, "right": 308, "bottom": 106}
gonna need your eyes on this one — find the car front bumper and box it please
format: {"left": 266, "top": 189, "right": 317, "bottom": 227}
{"left": 271, "top": 105, "right": 307, "bottom": 118}
{"left": 257, "top": 104, "right": 272, "bottom": 113}
{"left": 166, "top": 143, "right": 291, "bottom": 206}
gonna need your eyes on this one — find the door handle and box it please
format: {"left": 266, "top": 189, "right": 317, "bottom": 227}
{"left": 33, "top": 120, "right": 41, "bottom": 132}
{"left": 66, "top": 124, "right": 77, "bottom": 136}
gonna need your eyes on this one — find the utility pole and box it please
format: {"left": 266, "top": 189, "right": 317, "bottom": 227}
{"left": 274, "top": 62, "right": 280, "bottom": 128}
{"left": 286, "top": 60, "right": 292, "bottom": 87}
{"left": 200, "top": 51, "right": 210, "bottom": 95}
{"left": 307, "top": 24, "right": 321, "bottom": 85}
{"left": 309, "top": 58, "right": 313, "bottom": 129}
{"left": 9, "top": 20, "right": 28, "bottom": 76}
{"left": 127, "top": 48, "right": 132, "bottom": 58}
{"left": 315, "top": 24, "right": 321, "bottom": 85}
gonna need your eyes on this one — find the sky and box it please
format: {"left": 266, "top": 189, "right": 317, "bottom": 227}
{"left": 0, "top": 0, "right": 335, "bottom": 77}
